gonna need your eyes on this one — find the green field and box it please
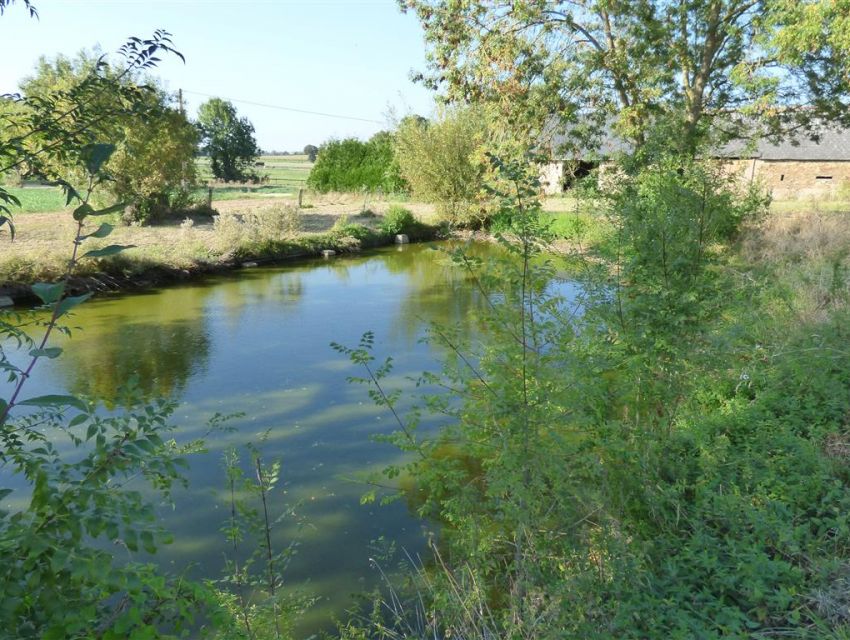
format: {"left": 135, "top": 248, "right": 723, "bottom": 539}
{"left": 2, "top": 154, "right": 315, "bottom": 212}
{"left": 195, "top": 153, "right": 313, "bottom": 187}
{"left": 1, "top": 186, "right": 70, "bottom": 214}
{"left": 194, "top": 153, "right": 313, "bottom": 201}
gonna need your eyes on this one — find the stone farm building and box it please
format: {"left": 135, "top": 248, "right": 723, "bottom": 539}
{"left": 540, "top": 126, "right": 850, "bottom": 199}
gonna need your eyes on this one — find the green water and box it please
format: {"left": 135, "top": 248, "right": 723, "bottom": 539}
{"left": 9, "top": 241, "right": 581, "bottom": 635}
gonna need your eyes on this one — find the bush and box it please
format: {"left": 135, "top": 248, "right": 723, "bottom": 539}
{"left": 394, "top": 109, "right": 489, "bottom": 227}
{"left": 307, "top": 132, "right": 405, "bottom": 193}
{"left": 379, "top": 205, "right": 416, "bottom": 236}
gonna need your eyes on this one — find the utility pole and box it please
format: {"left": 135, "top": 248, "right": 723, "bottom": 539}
{"left": 178, "top": 88, "right": 184, "bottom": 116}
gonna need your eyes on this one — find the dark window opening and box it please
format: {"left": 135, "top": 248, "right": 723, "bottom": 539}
{"left": 780, "top": 174, "right": 785, "bottom": 182}
{"left": 816, "top": 176, "right": 833, "bottom": 180}
{"left": 562, "top": 161, "right": 597, "bottom": 190}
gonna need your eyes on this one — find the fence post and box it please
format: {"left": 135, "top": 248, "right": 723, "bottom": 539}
{"left": 207, "top": 186, "right": 213, "bottom": 208}
{"left": 297, "top": 187, "right": 304, "bottom": 208}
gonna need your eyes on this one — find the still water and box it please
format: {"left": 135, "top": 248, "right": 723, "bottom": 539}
{"left": 8, "top": 241, "right": 579, "bottom": 635}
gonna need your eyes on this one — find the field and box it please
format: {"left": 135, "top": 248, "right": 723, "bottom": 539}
{"left": 193, "top": 153, "right": 313, "bottom": 201}
{"left": 2, "top": 185, "right": 70, "bottom": 214}
{"left": 2, "top": 154, "right": 315, "bottom": 213}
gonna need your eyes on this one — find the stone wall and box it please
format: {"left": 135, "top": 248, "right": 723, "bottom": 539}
{"left": 713, "top": 159, "right": 850, "bottom": 200}
{"left": 540, "top": 162, "right": 564, "bottom": 195}
{"left": 753, "top": 160, "right": 850, "bottom": 200}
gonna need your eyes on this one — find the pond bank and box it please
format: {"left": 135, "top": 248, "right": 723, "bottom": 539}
{"left": 0, "top": 204, "right": 441, "bottom": 304}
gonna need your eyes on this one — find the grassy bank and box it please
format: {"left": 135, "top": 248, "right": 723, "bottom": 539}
{"left": 0, "top": 194, "right": 438, "bottom": 298}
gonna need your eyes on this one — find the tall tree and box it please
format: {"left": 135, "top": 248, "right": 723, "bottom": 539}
{"left": 400, "top": 0, "right": 850, "bottom": 156}
{"left": 303, "top": 144, "right": 318, "bottom": 162}
{"left": 17, "top": 51, "right": 197, "bottom": 222}
{"left": 196, "top": 98, "right": 259, "bottom": 182}
{"left": 0, "top": 29, "right": 185, "bottom": 219}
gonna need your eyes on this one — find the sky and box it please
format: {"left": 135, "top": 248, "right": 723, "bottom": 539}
{"left": 0, "top": 0, "right": 437, "bottom": 151}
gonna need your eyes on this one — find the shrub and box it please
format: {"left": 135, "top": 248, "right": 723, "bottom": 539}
{"left": 330, "top": 215, "right": 372, "bottom": 241}
{"left": 394, "top": 108, "right": 489, "bottom": 227}
{"left": 379, "top": 205, "right": 416, "bottom": 236}
{"left": 307, "top": 132, "right": 405, "bottom": 193}
{"left": 243, "top": 204, "right": 301, "bottom": 240}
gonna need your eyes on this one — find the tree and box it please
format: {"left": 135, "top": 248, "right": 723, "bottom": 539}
{"left": 303, "top": 144, "right": 318, "bottom": 162}
{"left": 16, "top": 50, "right": 197, "bottom": 222}
{"left": 400, "top": 0, "right": 850, "bottom": 156}
{"left": 395, "top": 109, "right": 489, "bottom": 225}
{"left": 0, "top": 18, "right": 224, "bottom": 635}
{"left": 196, "top": 98, "right": 259, "bottom": 182}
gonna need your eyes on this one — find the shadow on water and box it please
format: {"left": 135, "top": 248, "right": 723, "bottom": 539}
{"left": 6, "top": 241, "right": 577, "bottom": 636}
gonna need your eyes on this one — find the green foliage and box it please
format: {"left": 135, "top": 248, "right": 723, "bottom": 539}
{"left": 13, "top": 48, "right": 197, "bottom": 224}
{"left": 402, "top": 0, "right": 850, "bottom": 154}
{"left": 0, "top": 27, "right": 277, "bottom": 638}
{"left": 0, "top": 0, "right": 37, "bottom": 17}
{"left": 336, "top": 152, "right": 850, "bottom": 639}
{"left": 0, "top": 136, "right": 214, "bottom": 637}
{"left": 302, "top": 144, "right": 318, "bottom": 162}
{"left": 306, "top": 132, "right": 404, "bottom": 194}
{"left": 378, "top": 205, "right": 416, "bottom": 236}
{"left": 0, "top": 383, "right": 210, "bottom": 639}
{"left": 197, "top": 98, "right": 260, "bottom": 183}
{"left": 212, "top": 444, "right": 311, "bottom": 640}
{"left": 394, "top": 109, "right": 489, "bottom": 227}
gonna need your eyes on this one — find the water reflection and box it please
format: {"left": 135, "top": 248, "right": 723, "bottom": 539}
{"left": 7, "top": 241, "right": 576, "bottom": 636}
{"left": 47, "top": 286, "right": 214, "bottom": 407}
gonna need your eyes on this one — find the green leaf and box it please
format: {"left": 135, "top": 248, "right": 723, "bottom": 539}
{"left": 28, "top": 347, "right": 62, "bottom": 359}
{"left": 56, "top": 293, "right": 92, "bottom": 317}
{"left": 0, "top": 216, "right": 15, "bottom": 241}
{"left": 0, "top": 489, "right": 12, "bottom": 502}
{"left": 81, "top": 143, "right": 116, "bottom": 175}
{"left": 140, "top": 530, "right": 156, "bottom": 554}
{"left": 69, "top": 413, "right": 88, "bottom": 428}
{"left": 84, "top": 223, "right": 114, "bottom": 239}
{"left": 31, "top": 282, "right": 65, "bottom": 305}
{"left": 81, "top": 244, "right": 135, "bottom": 259}
{"left": 72, "top": 203, "right": 94, "bottom": 222}
{"left": 18, "top": 394, "right": 88, "bottom": 413}
{"left": 64, "top": 186, "right": 80, "bottom": 206}
{"left": 91, "top": 203, "right": 126, "bottom": 216}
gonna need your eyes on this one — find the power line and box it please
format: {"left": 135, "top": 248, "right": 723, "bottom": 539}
{"left": 182, "top": 90, "right": 384, "bottom": 124}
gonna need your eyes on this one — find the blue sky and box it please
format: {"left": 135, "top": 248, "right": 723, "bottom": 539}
{"left": 0, "top": 0, "right": 436, "bottom": 151}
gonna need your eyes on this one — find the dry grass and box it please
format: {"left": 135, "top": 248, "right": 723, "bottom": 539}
{"left": 740, "top": 209, "right": 850, "bottom": 323}
{"left": 0, "top": 196, "right": 402, "bottom": 284}
{"left": 741, "top": 209, "right": 850, "bottom": 265}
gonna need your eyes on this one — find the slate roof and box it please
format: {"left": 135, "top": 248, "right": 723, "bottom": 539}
{"left": 547, "top": 118, "right": 850, "bottom": 162}
{"left": 720, "top": 127, "right": 850, "bottom": 161}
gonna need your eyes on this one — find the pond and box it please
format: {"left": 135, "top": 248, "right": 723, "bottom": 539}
{"left": 5, "top": 241, "right": 582, "bottom": 635}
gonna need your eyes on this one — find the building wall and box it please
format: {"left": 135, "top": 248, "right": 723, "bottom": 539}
{"left": 720, "top": 159, "right": 850, "bottom": 199}
{"left": 540, "top": 162, "right": 564, "bottom": 195}
{"left": 544, "top": 159, "right": 850, "bottom": 199}
{"left": 754, "top": 160, "right": 850, "bottom": 200}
